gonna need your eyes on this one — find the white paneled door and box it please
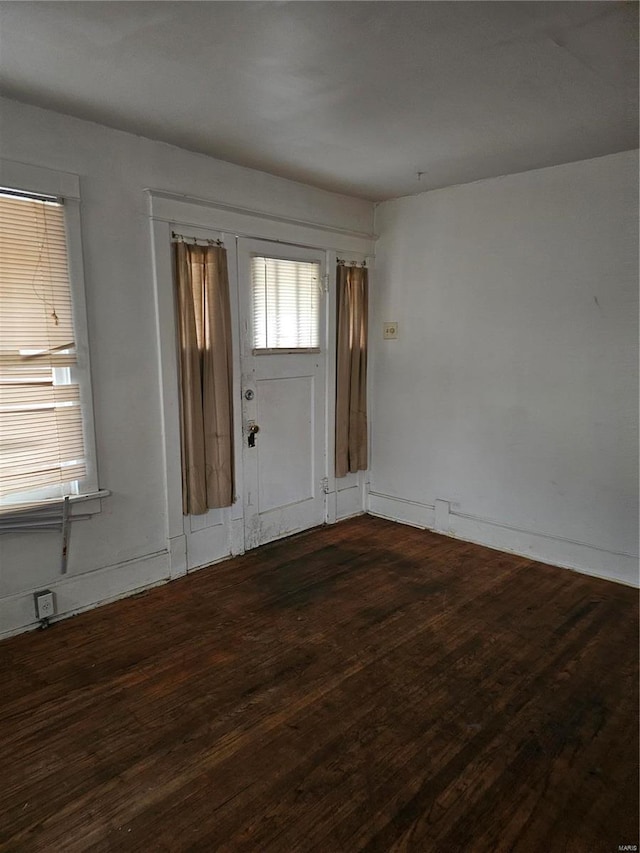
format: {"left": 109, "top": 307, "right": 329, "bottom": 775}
{"left": 238, "top": 238, "right": 327, "bottom": 550}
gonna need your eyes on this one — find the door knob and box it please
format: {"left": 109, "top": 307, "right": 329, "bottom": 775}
{"left": 244, "top": 389, "right": 255, "bottom": 400}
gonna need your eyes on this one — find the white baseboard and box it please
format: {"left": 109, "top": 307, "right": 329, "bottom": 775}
{"left": 368, "top": 490, "right": 435, "bottom": 530}
{"left": 367, "top": 490, "right": 639, "bottom": 588}
{"left": 0, "top": 550, "right": 171, "bottom": 639}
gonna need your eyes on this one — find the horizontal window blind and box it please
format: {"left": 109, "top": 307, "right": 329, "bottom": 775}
{"left": 251, "top": 256, "right": 320, "bottom": 350}
{"left": 0, "top": 192, "right": 87, "bottom": 509}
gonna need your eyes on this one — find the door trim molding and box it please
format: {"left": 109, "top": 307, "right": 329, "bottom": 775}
{"left": 149, "top": 193, "right": 372, "bottom": 569}
{"left": 147, "top": 190, "right": 376, "bottom": 256}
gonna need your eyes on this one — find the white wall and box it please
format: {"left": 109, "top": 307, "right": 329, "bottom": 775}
{"left": 1, "top": 98, "right": 636, "bottom": 639}
{"left": 0, "top": 98, "right": 374, "bottom": 636}
{"left": 370, "top": 151, "right": 639, "bottom": 586}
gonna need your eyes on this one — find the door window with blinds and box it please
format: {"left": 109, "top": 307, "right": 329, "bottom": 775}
{"left": 251, "top": 255, "right": 321, "bottom": 352}
{"left": 0, "top": 187, "right": 96, "bottom": 512}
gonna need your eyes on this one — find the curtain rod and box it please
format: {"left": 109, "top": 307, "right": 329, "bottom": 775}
{"left": 337, "top": 258, "right": 367, "bottom": 268}
{"left": 172, "top": 231, "right": 224, "bottom": 247}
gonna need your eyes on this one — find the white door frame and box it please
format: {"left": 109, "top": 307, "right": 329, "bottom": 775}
{"left": 148, "top": 190, "right": 375, "bottom": 578}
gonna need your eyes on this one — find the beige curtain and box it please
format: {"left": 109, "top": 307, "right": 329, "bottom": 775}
{"left": 336, "top": 264, "right": 368, "bottom": 478}
{"left": 173, "top": 242, "right": 234, "bottom": 513}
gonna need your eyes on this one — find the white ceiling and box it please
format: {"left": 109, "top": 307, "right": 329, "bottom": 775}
{"left": 0, "top": 1, "right": 637, "bottom": 201}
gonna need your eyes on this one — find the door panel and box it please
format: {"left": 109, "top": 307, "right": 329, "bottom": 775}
{"left": 186, "top": 510, "right": 227, "bottom": 570}
{"left": 238, "top": 238, "right": 327, "bottom": 550}
{"left": 256, "top": 375, "right": 315, "bottom": 512}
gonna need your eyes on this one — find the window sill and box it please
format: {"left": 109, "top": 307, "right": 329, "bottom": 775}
{"left": 0, "top": 489, "right": 110, "bottom": 532}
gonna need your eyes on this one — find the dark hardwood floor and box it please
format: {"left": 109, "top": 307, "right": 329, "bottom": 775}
{"left": 1, "top": 515, "right": 638, "bottom": 852}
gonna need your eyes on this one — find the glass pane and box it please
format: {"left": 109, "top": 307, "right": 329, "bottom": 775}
{"left": 251, "top": 257, "right": 320, "bottom": 350}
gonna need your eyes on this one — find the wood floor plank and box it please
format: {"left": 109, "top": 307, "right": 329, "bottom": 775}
{"left": 0, "top": 516, "right": 637, "bottom": 852}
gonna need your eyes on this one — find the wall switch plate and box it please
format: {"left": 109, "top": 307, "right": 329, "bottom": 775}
{"left": 34, "top": 590, "right": 55, "bottom": 621}
{"left": 383, "top": 322, "right": 398, "bottom": 339}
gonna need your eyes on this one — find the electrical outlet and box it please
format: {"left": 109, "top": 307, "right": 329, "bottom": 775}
{"left": 383, "top": 322, "right": 398, "bottom": 339}
{"left": 34, "top": 590, "right": 55, "bottom": 621}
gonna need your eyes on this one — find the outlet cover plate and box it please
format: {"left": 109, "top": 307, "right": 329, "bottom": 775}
{"left": 383, "top": 322, "right": 398, "bottom": 339}
{"left": 34, "top": 590, "right": 55, "bottom": 620}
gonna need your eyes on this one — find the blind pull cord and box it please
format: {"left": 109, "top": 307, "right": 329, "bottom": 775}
{"left": 19, "top": 342, "right": 75, "bottom": 360}
{"left": 61, "top": 496, "right": 71, "bottom": 573}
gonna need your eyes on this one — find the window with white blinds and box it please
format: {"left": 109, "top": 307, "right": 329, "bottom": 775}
{"left": 0, "top": 189, "right": 89, "bottom": 511}
{"left": 251, "top": 256, "right": 321, "bottom": 351}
